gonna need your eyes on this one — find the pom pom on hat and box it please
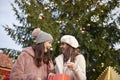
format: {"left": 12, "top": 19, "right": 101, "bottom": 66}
{"left": 32, "top": 28, "right": 53, "bottom": 44}
{"left": 32, "top": 28, "right": 41, "bottom": 38}
{"left": 61, "top": 35, "right": 79, "bottom": 48}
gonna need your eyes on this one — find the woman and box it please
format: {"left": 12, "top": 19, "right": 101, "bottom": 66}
{"left": 10, "top": 28, "right": 54, "bottom": 80}
{"left": 55, "top": 35, "right": 86, "bottom": 80}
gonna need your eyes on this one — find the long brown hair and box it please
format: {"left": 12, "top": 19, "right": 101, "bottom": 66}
{"left": 63, "top": 44, "right": 80, "bottom": 62}
{"left": 32, "top": 43, "right": 51, "bottom": 67}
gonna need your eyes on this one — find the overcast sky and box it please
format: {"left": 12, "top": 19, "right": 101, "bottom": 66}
{"left": 0, "top": 0, "right": 120, "bottom": 51}
{"left": 0, "top": 0, "right": 22, "bottom": 51}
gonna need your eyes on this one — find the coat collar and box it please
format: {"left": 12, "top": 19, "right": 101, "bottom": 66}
{"left": 55, "top": 54, "right": 64, "bottom": 73}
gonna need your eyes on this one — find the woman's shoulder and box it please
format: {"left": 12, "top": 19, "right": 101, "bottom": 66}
{"left": 18, "top": 47, "right": 33, "bottom": 59}
{"left": 76, "top": 53, "right": 83, "bottom": 57}
{"left": 76, "top": 54, "right": 85, "bottom": 60}
{"left": 17, "top": 51, "right": 29, "bottom": 60}
{"left": 22, "top": 47, "right": 34, "bottom": 56}
{"left": 55, "top": 54, "right": 64, "bottom": 62}
{"left": 56, "top": 54, "right": 63, "bottom": 58}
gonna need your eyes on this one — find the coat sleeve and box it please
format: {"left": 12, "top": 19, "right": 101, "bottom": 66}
{"left": 10, "top": 52, "right": 31, "bottom": 80}
{"left": 73, "top": 54, "right": 86, "bottom": 80}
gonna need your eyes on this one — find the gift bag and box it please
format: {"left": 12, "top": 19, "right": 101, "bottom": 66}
{"left": 48, "top": 74, "right": 70, "bottom": 80}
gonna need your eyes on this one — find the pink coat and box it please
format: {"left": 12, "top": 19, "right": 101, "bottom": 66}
{"left": 10, "top": 47, "right": 49, "bottom": 80}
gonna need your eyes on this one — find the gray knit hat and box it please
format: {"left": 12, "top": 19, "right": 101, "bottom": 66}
{"left": 36, "top": 31, "right": 53, "bottom": 44}
{"left": 32, "top": 28, "right": 53, "bottom": 44}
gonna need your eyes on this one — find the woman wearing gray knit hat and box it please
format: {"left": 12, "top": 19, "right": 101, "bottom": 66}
{"left": 54, "top": 35, "right": 86, "bottom": 80}
{"left": 10, "top": 28, "right": 54, "bottom": 80}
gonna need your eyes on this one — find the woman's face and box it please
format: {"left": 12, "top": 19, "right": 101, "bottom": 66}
{"left": 60, "top": 42, "right": 68, "bottom": 54}
{"left": 44, "top": 40, "right": 52, "bottom": 52}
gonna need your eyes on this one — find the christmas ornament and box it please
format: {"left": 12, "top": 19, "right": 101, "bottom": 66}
{"left": 99, "top": 54, "right": 101, "bottom": 57}
{"left": 50, "top": 48, "right": 53, "bottom": 51}
{"left": 51, "top": 1, "right": 54, "bottom": 4}
{"left": 102, "top": 36, "right": 105, "bottom": 39}
{"left": 89, "top": 39, "right": 92, "bottom": 42}
{"left": 92, "top": 69, "right": 96, "bottom": 72}
{"left": 81, "top": 31, "right": 85, "bottom": 33}
{"left": 44, "top": 6, "right": 50, "bottom": 10}
{"left": 21, "top": 38, "right": 25, "bottom": 42}
{"left": 38, "top": 13, "right": 45, "bottom": 19}
{"left": 56, "top": 20, "right": 62, "bottom": 24}
{"left": 65, "top": 0, "right": 69, "bottom": 3}
{"left": 96, "top": 66, "right": 120, "bottom": 80}
{"left": 100, "top": 10, "right": 104, "bottom": 13}
{"left": 90, "top": 15, "right": 99, "bottom": 22}
{"left": 90, "top": 5, "right": 96, "bottom": 11}
{"left": 26, "top": 1, "right": 31, "bottom": 5}
{"left": 98, "top": 2, "right": 104, "bottom": 6}
{"left": 80, "top": 27, "right": 85, "bottom": 33}
{"left": 57, "top": 41, "right": 60, "bottom": 43}
{"left": 87, "top": 23, "right": 91, "bottom": 26}
{"left": 80, "top": 27, "right": 82, "bottom": 31}
{"left": 82, "top": 27, "right": 85, "bottom": 30}
{"left": 101, "top": 62, "right": 104, "bottom": 67}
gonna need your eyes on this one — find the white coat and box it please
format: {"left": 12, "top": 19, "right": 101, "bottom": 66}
{"left": 55, "top": 54, "right": 86, "bottom": 80}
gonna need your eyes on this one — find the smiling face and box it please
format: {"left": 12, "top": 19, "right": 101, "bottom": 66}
{"left": 44, "top": 40, "right": 52, "bottom": 53}
{"left": 60, "top": 42, "right": 68, "bottom": 54}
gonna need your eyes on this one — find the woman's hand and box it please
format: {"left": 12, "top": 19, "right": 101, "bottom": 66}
{"left": 48, "top": 60, "right": 54, "bottom": 72}
{"left": 48, "top": 72, "right": 55, "bottom": 79}
{"left": 65, "top": 62, "right": 77, "bottom": 71}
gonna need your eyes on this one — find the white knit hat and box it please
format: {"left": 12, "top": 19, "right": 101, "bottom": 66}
{"left": 60, "top": 35, "right": 79, "bottom": 48}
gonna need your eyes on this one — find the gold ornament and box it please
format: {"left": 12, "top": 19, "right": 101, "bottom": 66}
{"left": 44, "top": 6, "right": 50, "bottom": 10}
{"left": 92, "top": 69, "right": 96, "bottom": 72}
{"left": 98, "top": 2, "right": 104, "bottom": 6}
{"left": 96, "top": 66, "right": 120, "bottom": 80}
{"left": 56, "top": 20, "right": 63, "bottom": 24}
{"left": 65, "top": 0, "right": 69, "bottom": 3}
{"left": 80, "top": 27, "right": 86, "bottom": 33}
{"left": 101, "top": 63, "right": 104, "bottom": 68}
{"left": 100, "top": 10, "right": 104, "bottom": 13}
{"left": 50, "top": 48, "right": 53, "bottom": 51}
{"left": 80, "top": 27, "right": 82, "bottom": 31}
{"left": 38, "top": 13, "right": 45, "bottom": 19}
{"left": 87, "top": 23, "right": 91, "bottom": 26}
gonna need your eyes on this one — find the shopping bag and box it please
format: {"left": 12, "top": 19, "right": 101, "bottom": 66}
{"left": 48, "top": 73, "right": 70, "bottom": 80}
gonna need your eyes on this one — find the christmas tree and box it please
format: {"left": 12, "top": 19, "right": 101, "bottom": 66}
{"left": 3, "top": 0, "right": 120, "bottom": 80}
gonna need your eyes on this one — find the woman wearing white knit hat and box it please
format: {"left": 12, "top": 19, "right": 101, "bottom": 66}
{"left": 55, "top": 35, "right": 86, "bottom": 80}
{"left": 10, "top": 28, "right": 54, "bottom": 80}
